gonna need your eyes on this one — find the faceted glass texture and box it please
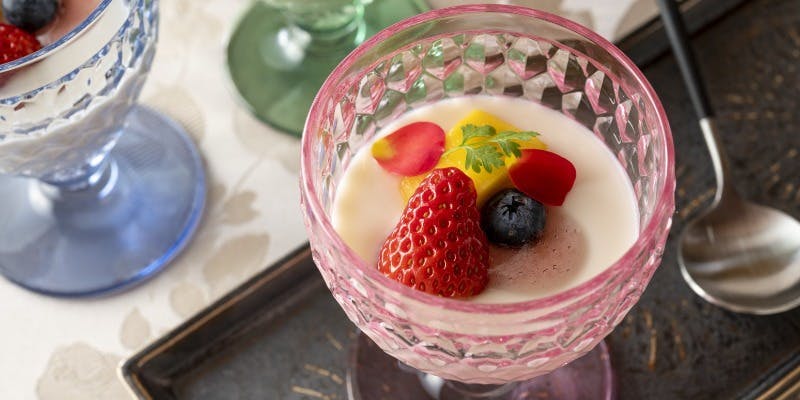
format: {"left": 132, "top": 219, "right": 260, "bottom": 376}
{"left": 0, "top": 0, "right": 155, "bottom": 184}
{"left": 301, "top": 5, "right": 675, "bottom": 384}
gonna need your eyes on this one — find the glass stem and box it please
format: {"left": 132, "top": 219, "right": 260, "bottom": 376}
{"left": 441, "top": 381, "right": 516, "bottom": 399}
{"left": 40, "top": 156, "right": 115, "bottom": 193}
{"left": 409, "top": 366, "right": 517, "bottom": 400}
{"left": 35, "top": 156, "right": 135, "bottom": 230}
{"left": 37, "top": 155, "right": 125, "bottom": 211}
{"left": 279, "top": 0, "right": 366, "bottom": 53}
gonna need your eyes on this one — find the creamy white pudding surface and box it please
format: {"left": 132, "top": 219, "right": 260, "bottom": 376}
{"left": 331, "top": 96, "right": 639, "bottom": 303}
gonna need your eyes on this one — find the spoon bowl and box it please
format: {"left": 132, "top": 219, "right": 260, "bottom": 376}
{"left": 679, "top": 196, "right": 800, "bottom": 314}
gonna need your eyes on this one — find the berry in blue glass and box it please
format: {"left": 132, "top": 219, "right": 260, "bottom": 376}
{"left": 3, "top": 0, "right": 59, "bottom": 33}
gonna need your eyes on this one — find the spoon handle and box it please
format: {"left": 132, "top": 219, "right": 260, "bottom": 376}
{"left": 657, "top": 0, "right": 742, "bottom": 202}
{"left": 656, "top": 0, "right": 713, "bottom": 118}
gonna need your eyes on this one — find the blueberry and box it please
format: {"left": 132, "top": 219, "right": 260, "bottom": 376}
{"left": 481, "top": 189, "right": 546, "bottom": 248}
{"left": 3, "top": 0, "right": 59, "bottom": 33}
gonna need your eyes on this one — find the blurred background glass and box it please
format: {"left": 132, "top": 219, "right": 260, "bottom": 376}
{"left": 226, "top": 0, "right": 429, "bottom": 136}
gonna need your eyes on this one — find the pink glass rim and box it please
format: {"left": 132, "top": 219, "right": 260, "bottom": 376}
{"left": 301, "top": 4, "right": 676, "bottom": 314}
{"left": 0, "top": 0, "right": 114, "bottom": 74}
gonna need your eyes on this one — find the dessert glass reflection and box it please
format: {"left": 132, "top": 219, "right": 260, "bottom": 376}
{"left": 300, "top": 5, "right": 674, "bottom": 399}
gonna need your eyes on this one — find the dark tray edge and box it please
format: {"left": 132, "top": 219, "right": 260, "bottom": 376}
{"left": 120, "top": 244, "right": 318, "bottom": 400}
{"left": 740, "top": 352, "right": 800, "bottom": 400}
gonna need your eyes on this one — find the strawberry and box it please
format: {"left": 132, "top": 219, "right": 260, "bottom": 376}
{"left": 0, "top": 23, "right": 41, "bottom": 64}
{"left": 378, "top": 167, "right": 490, "bottom": 297}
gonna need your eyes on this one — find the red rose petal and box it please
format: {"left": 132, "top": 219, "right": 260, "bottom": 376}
{"left": 372, "top": 121, "right": 445, "bottom": 176}
{"left": 509, "top": 149, "right": 576, "bottom": 206}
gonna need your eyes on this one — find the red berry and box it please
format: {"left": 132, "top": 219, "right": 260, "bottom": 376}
{"left": 378, "top": 167, "right": 490, "bottom": 298}
{"left": 509, "top": 149, "right": 576, "bottom": 206}
{"left": 0, "top": 23, "right": 41, "bottom": 64}
{"left": 372, "top": 121, "right": 445, "bottom": 176}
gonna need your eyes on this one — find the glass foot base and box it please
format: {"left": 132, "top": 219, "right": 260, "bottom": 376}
{"left": 348, "top": 333, "right": 615, "bottom": 400}
{"left": 226, "top": 0, "right": 429, "bottom": 136}
{"left": 0, "top": 106, "right": 206, "bottom": 297}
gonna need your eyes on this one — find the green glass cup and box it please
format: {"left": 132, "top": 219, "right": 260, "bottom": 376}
{"left": 227, "top": 0, "right": 429, "bottom": 136}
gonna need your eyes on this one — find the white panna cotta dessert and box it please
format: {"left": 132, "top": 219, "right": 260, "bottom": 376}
{"left": 332, "top": 96, "right": 639, "bottom": 303}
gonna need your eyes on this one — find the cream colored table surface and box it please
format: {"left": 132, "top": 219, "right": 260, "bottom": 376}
{"left": 0, "top": 1, "right": 657, "bottom": 398}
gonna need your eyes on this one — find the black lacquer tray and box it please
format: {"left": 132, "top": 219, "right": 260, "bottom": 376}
{"left": 122, "top": 0, "right": 800, "bottom": 398}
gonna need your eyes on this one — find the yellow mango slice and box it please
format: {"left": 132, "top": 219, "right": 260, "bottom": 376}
{"left": 400, "top": 110, "right": 547, "bottom": 207}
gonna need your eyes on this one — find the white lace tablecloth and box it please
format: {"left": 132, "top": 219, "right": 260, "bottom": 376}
{"left": 0, "top": 0, "right": 657, "bottom": 398}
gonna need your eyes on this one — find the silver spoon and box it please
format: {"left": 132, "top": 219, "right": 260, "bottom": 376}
{"left": 657, "top": 0, "right": 800, "bottom": 315}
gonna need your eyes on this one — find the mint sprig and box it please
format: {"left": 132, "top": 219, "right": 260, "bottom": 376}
{"left": 443, "top": 124, "right": 539, "bottom": 173}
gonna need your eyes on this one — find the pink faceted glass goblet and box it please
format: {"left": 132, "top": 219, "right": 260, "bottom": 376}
{"left": 300, "top": 5, "right": 675, "bottom": 399}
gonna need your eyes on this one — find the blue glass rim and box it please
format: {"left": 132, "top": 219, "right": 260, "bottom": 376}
{"left": 0, "top": 0, "right": 147, "bottom": 105}
{"left": 0, "top": 0, "right": 113, "bottom": 74}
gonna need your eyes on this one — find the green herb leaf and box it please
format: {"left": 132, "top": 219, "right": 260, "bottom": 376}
{"left": 464, "top": 148, "right": 477, "bottom": 173}
{"left": 475, "top": 145, "right": 505, "bottom": 173}
{"left": 443, "top": 124, "right": 540, "bottom": 173}
{"left": 460, "top": 124, "right": 496, "bottom": 144}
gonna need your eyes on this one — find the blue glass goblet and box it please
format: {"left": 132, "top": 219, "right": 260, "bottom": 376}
{"left": 0, "top": 0, "right": 205, "bottom": 296}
